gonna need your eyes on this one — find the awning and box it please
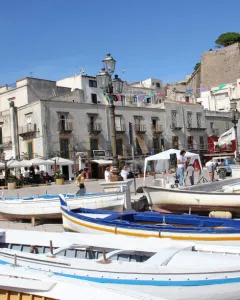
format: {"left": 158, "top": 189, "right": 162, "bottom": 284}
{"left": 91, "top": 159, "right": 112, "bottom": 166}
{"left": 204, "top": 152, "right": 234, "bottom": 157}
{"left": 136, "top": 135, "right": 149, "bottom": 154}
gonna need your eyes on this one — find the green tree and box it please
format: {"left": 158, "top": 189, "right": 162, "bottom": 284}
{"left": 194, "top": 62, "right": 201, "bottom": 72}
{"left": 215, "top": 32, "right": 240, "bottom": 48}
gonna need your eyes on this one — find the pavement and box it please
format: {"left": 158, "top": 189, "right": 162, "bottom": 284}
{"left": 0, "top": 171, "right": 210, "bottom": 232}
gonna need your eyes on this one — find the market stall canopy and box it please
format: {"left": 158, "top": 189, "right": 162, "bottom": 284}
{"left": 51, "top": 157, "right": 74, "bottom": 165}
{"left": 7, "top": 160, "right": 23, "bottom": 168}
{"left": 0, "top": 162, "right": 5, "bottom": 169}
{"left": 143, "top": 149, "right": 202, "bottom": 182}
{"left": 20, "top": 160, "right": 33, "bottom": 167}
{"left": 91, "top": 159, "right": 113, "bottom": 166}
{"left": 30, "top": 158, "right": 54, "bottom": 166}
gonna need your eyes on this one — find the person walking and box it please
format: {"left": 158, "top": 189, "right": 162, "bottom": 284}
{"left": 177, "top": 150, "right": 187, "bottom": 186}
{"left": 120, "top": 166, "right": 129, "bottom": 181}
{"left": 186, "top": 163, "right": 194, "bottom": 185}
{"left": 76, "top": 169, "right": 86, "bottom": 196}
{"left": 104, "top": 166, "right": 111, "bottom": 182}
{"left": 205, "top": 160, "right": 217, "bottom": 182}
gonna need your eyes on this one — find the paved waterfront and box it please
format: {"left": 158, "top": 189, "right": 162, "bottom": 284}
{"left": 0, "top": 171, "right": 210, "bottom": 232}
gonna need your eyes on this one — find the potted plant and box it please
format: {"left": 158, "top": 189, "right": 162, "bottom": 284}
{"left": 7, "top": 174, "right": 17, "bottom": 190}
{"left": 54, "top": 168, "right": 65, "bottom": 185}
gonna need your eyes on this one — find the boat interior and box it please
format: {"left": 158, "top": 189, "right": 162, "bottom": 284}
{"left": 68, "top": 208, "right": 240, "bottom": 232}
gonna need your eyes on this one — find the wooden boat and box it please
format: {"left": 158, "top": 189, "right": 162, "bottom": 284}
{"left": 0, "top": 265, "right": 161, "bottom": 300}
{"left": 60, "top": 194, "right": 240, "bottom": 243}
{"left": 143, "top": 178, "right": 240, "bottom": 217}
{"left": 0, "top": 192, "right": 124, "bottom": 221}
{"left": 1, "top": 229, "right": 240, "bottom": 299}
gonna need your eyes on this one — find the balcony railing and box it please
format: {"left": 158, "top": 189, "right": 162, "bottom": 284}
{"left": 116, "top": 124, "right": 126, "bottom": 133}
{"left": 58, "top": 121, "right": 73, "bottom": 133}
{"left": 0, "top": 136, "right": 12, "bottom": 148}
{"left": 134, "top": 124, "right": 146, "bottom": 133}
{"left": 152, "top": 125, "right": 163, "bottom": 134}
{"left": 87, "top": 123, "right": 102, "bottom": 133}
{"left": 211, "top": 128, "right": 220, "bottom": 136}
{"left": 170, "top": 123, "right": 182, "bottom": 131}
{"left": 19, "top": 123, "right": 36, "bottom": 137}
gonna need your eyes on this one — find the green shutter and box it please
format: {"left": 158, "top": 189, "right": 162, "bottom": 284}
{"left": 28, "top": 142, "right": 33, "bottom": 159}
{"left": 60, "top": 139, "right": 69, "bottom": 158}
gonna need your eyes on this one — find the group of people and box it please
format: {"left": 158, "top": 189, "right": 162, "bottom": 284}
{"left": 177, "top": 150, "right": 195, "bottom": 186}
{"left": 104, "top": 166, "right": 130, "bottom": 182}
{"left": 19, "top": 166, "right": 52, "bottom": 184}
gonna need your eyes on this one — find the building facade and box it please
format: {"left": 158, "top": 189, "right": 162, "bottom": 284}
{"left": 0, "top": 74, "right": 235, "bottom": 178}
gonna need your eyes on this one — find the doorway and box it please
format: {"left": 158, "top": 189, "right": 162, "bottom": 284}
{"left": 62, "top": 165, "right": 69, "bottom": 180}
{"left": 91, "top": 162, "right": 99, "bottom": 178}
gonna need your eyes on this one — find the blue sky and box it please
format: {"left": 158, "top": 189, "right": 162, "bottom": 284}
{"left": 0, "top": 0, "right": 239, "bottom": 85}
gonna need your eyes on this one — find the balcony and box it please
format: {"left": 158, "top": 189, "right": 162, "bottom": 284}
{"left": 88, "top": 123, "right": 102, "bottom": 134}
{"left": 19, "top": 123, "right": 36, "bottom": 138}
{"left": 116, "top": 124, "right": 126, "bottom": 133}
{"left": 187, "top": 125, "right": 206, "bottom": 132}
{"left": 58, "top": 120, "right": 73, "bottom": 134}
{"left": 152, "top": 125, "right": 163, "bottom": 134}
{"left": 134, "top": 124, "right": 146, "bottom": 133}
{"left": 0, "top": 136, "right": 12, "bottom": 148}
{"left": 170, "top": 123, "right": 182, "bottom": 131}
{"left": 211, "top": 128, "right": 220, "bottom": 136}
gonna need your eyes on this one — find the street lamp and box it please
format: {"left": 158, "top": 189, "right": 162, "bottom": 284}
{"left": 96, "top": 54, "right": 124, "bottom": 180}
{"left": 230, "top": 100, "right": 240, "bottom": 156}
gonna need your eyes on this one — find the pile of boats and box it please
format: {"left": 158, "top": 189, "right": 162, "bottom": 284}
{"left": 3, "top": 177, "right": 240, "bottom": 299}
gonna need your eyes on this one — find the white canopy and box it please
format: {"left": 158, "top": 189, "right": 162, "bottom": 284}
{"left": 144, "top": 149, "right": 202, "bottom": 181}
{"left": 51, "top": 157, "right": 74, "bottom": 165}
{"left": 7, "top": 160, "right": 23, "bottom": 168}
{"left": 91, "top": 159, "right": 112, "bottom": 166}
{"left": 30, "top": 158, "right": 53, "bottom": 166}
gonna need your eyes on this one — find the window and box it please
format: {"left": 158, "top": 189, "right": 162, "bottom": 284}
{"left": 121, "top": 95, "right": 125, "bottom": 104}
{"left": 115, "top": 116, "right": 122, "bottom": 131}
{"left": 89, "top": 80, "right": 97, "bottom": 88}
{"left": 153, "top": 138, "right": 159, "bottom": 154}
{"left": 116, "top": 139, "right": 123, "bottom": 155}
{"left": 156, "top": 82, "right": 161, "bottom": 88}
{"left": 196, "top": 113, "right": 201, "bottom": 128}
{"left": 25, "top": 114, "right": 32, "bottom": 124}
{"left": 136, "top": 138, "right": 142, "bottom": 155}
{"left": 226, "top": 122, "right": 230, "bottom": 130}
{"left": 187, "top": 112, "right": 192, "bottom": 128}
{"left": 171, "top": 111, "right": 177, "bottom": 127}
{"left": 59, "top": 114, "right": 66, "bottom": 131}
{"left": 132, "top": 95, "right": 137, "bottom": 103}
{"left": 199, "top": 136, "right": 204, "bottom": 149}
{"left": 60, "top": 139, "right": 69, "bottom": 159}
{"left": 27, "top": 141, "right": 33, "bottom": 159}
{"left": 188, "top": 136, "right": 194, "bottom": 149}
{"left": 91, "top": 94, "right": 97, "bottom": 104}
{"left": 210, "top": 122, "right": 214, "bottom": 129}
{"left": 152, "top": 119, "right": 157, "bottom": 127}
{"left": 172, "top": 136, "right": 179, "bottom": 149}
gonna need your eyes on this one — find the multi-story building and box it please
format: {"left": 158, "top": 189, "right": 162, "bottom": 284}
{"left": 0, "top": 73, "right": 234, "bottom": 178}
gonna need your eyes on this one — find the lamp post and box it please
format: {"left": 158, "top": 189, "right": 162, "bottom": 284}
{"left": 96, "top": 54, "right": 124, "bottom": 180}
{"left": 230, "top": 100, "right": 240, "bottom": 156}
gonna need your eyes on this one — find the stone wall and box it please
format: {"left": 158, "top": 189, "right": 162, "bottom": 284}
{"left": 201, "top": 43, "right": 240, "bottom": 88}
{"left": 186, "top": 67, "right": 201, "bottom": 98}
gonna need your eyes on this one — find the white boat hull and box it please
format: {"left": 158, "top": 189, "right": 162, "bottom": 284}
{"left": 0, "top": 194, "right": 124, "bottom": 220}
{"left": 143, "top": 186, "right": 240, "bottom": 215}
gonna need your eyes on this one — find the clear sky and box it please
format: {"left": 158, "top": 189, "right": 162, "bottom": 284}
{"left": 0, "top": 0, "right": 240, "bottom": 85}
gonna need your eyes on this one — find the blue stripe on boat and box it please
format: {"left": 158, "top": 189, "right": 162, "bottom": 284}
{"left": 0, "top": 258, "right": 239, "bottom": 287}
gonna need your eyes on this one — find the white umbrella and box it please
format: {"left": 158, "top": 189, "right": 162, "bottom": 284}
{"left": 20, "top": 159, "right": 33, "bottom": 167}
{"left": 30, "top": 158, "right": 54, "bottom": 166}
{"left": 7, "top": 160, "right": 23, "bottom": 168}
{"left": 51, "top": 157, "right": 74, "bottom": 165}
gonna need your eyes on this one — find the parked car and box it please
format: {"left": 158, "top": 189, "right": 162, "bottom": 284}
{"left": 212, "top": 156, "right": 235, "bottom": 176}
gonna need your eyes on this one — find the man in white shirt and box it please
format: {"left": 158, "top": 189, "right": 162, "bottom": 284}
{"left": 104, "top": 166, "right": 111, "bottom": 182}
{"left": 177, "top": 150, "right": 187, "bottom": 186}
{"left": 120, "top": 166, "right": 129, "bottom": 181}
{"left": 205, "top": 160, "right": 216, "bottom": 182}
